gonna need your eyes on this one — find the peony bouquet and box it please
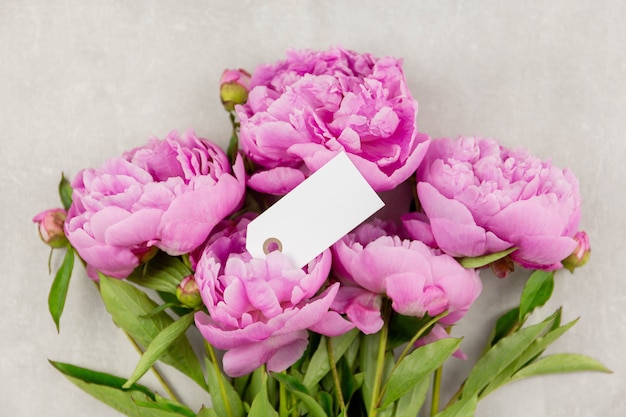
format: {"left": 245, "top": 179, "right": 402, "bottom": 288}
{"left": 35, "top": 47, "right": 606, "bottom": 417}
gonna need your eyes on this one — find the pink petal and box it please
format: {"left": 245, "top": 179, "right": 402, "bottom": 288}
{"left": 247, "top": 167, "right": 306, "bottom": 195}
{"left": 104, "top": 208, "right": 162, "bottom": 246}
{"left": 401, "top": 212, "right": 436, "bottom": 247}
{"left": 221, "top": 331, "right": 309, "bottom": 377}
{"left": 309, "top": 311, "right": 355, "bottom": 336}
{"left": 418, "top": 182, "right": 511, "bottom": 257}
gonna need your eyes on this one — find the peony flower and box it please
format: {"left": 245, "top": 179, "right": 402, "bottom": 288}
{"left": 33, "top": 208, "right": 68, "bottom": 248}
{"left": 194, "top": 216, "right": 354, "bottom": 378}
{"left": 562, "top": 231, "right": 591, "bottom": 272}
{"left": 176, "top": 276, "right": 202, "bottom": 309}
{"left": 414, "top": 136, "right": 581, "bottom": 271}
{"left": 64, "top": 130, "right": 245, "bottom": 279}
{"left": 236, "top": 46, "right": 430, "bottom": 195}
{"left": 331, "top": 220, "right": 482, "bottom": 334}
{"left": 220, "top": 68, "right": 251, "bottom": 112}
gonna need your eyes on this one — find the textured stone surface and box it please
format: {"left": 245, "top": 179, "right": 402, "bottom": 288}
{"left": 1, "top": 1, "right": 624, "bottom": 415}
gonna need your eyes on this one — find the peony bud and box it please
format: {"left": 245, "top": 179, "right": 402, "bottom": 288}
{"left": 176, "top": 276, "right": 202, "bottom": 308}
{"left": 562, "top": 231, "right": 590, "bottom": 272}
{"left": 490, "top": 256, "right": 515, "bottom": 279}
{"left": 33, "top": 208, "right": 68, "bottom": 248}
{"left": 219, "top": 68, "right": 251, "bottom": 111}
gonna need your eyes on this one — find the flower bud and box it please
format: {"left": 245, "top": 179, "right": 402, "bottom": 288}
{"left": 562, "top": 231, "right": 590, "bottom": 272}
{"left": 490, "top": 256, "right": 515, "bottom": 279}
{"left": 33, "top": 208, "right": 68, "bottom": 248}
{"left": 176, "top": 276, "right": 202, "bottom": 308}
{"left": 220, "top": 68, "right": 251, "bottom": 111}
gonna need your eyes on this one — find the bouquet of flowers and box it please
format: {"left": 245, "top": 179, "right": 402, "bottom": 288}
{"left": 35, "top": 47, "right": 607, "bottom": 417}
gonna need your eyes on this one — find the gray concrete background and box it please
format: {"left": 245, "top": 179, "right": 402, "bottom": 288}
{"left": 1, "top": 1, "right": 624, "bottom": 415}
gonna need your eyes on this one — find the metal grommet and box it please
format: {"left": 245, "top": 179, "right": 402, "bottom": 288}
{"left": 263, "top": 237, "right": 283, "bottom": 254}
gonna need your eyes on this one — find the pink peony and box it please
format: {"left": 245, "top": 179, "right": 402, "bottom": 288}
{"left": 33, "top": 208, "right": 68, "bottom": 248}
{"left": 562, "top": 230, "right": 591, "bottom": 272}
{"left": 194, "top": 216, "right": 353, "bottom": 378}
{"left": 236, "top": 46, "right": 430, "bottom": 195}
{"left": 413, "top": 136, "right": 581, "bottom": 270}
{"left": 64, "top": 130, "right": 245, "bottom": 279}
{"left": 331, "top": 220, "right": 482, "bottom": 334}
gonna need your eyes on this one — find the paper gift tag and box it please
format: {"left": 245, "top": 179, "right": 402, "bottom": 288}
{"left": 246, "top": 152, "right": 385, "bottom": 269}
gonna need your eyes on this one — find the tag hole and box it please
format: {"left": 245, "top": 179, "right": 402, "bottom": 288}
{"left": 263, "top": 238, "right": 283, "bottom": 254}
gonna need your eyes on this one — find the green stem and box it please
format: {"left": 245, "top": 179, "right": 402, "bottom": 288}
{"left": 327, "top": 337, "right": 346, "bottom": 412}
{"left": 430, "top": 361, "right": 443, "bottom": 417}
{"left": 206, "top": 342, "right": 235, "bottom": 417}
{"left": 430, "top": 325, "right": 451, "bottom": 417}
{"left": 47, "top": 248, "right": 54, "bottom": 274}
{"left": 369, "top": 302, "right": 391, "bottom": 417}
{"left": 376, "top": 311, "right": 449, "bottom": 406}
{"left": 444, "top": 383, "right": 464, "bottom": 409}
{"left": 279, "top": 371, "right": 289, "bottom": 417}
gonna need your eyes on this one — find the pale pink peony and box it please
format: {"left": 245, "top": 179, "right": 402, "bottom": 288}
{"left": 64, "top": 130, "right": 245, "bottom": 279}
{"left": 236, "top": 46, "right": 430, "bottom": 194}
{"left": 413, "top": 136, "right": 581, "bottom": 271}
{"left": 33, "top": 208, "right": 68, "bottom": 248}
{"left": 331, "top": 220, "right": 482, "bottom": 334}
{"left": 194, "top": 216, "right": 353, "bottom": 377}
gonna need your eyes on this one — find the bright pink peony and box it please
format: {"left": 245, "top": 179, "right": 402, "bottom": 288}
{"left": 331, "top": 220, "right": 482, "bottom": 334}
{"left": 64, "top": 130, "right": 245, "bottom": 279}
{"left": 194, "top": 216, "right": 354, "bottom": 377}
{"left": 236, "top": 46, "right": 430, "bottom": 194}
{"left": 413, "top": 136, "right": 581, "bottom": 270}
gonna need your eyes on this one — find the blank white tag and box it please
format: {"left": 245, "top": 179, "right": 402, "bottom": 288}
{"left": 246, "top": 152, "right": 385, "bottom": 268}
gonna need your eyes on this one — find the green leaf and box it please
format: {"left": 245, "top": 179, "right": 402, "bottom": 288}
{"left": 519, "top": 270, "right": 554, "bottom": 321}
{"left": 48, "top": 247, "right": 75, "bottom": 332}
{"left": 227, "top": 130, "right": 239, "bottom": 166}
{"left": 458, "top": 247, "right": 517, "bottom": 269}
{"left": 339, "top": 356, "right": 358, "bottom": 406}
{"left": 127, "top": 252, "right": 192, "bottom": 294}
{"left": 359, "top": 339, "right": 395, "bottom": 417}
{"left": 58, "top": 173, "right": 73, "bottom": 210}
{"left": 196, "top": 407, "right": 219, "bottom": 417}
{"left": 318, "top": 391, "right": 334, "bottom": 417}
{"left": 272, "top": 372, "right": 310, "bottom": 395}
{"left": 394, "top": 377, "right": 429, "bottom": 417}
{"left": 489, "top": 307, "right": 520, "bottom": 346}
{"left": 247, "top": 379, "right": 279, "bottom": 417}
{"left": 124, "top": 313, "right": 195, "bottom": 388}
{"left": 511, "top": 353, "right": 612, "bottom": 382}
{"left": 50, "top": 361, "right": 189, "bottom": 417}
{"left": 435, "top": 394, "right": 477, "bottom": 417}
{"left": 359, "top": 331, "right": 380, "bottom": 414}
{"left": 204, "top": 357, "right": 245, "bottom": 417}
{"left": 387, "top": 313, "right": 435, "bottom": 349}
{"left": 380, "top": 338, "right": 461, "bottom": 408}
{"left": 140, "top": 303, "right": 182, "bottom": 319}
{"left": 303, "top": 328, "right": 359, "bottom": 391}
{"left": 273, "top": 373, "right": 327, "bottom": 417}
{"left": 480, "top": 315, "right": 578, "bottom": 398}
{"left": 50, "top": 360, "right": 155, "bottom": 398}
{"left": 134, "top": 396, "right": 196, "bottom": 417}
{"left": 462, "top": 310, "right": 558, "bottom": 399}
{"left": 99, "top": 275, "right": 205, "bottom": 389}
{"left": 239, "top": 367, "right": 265, "bottom": 406}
